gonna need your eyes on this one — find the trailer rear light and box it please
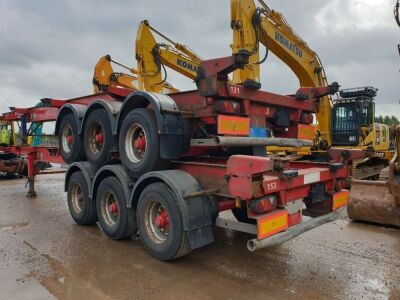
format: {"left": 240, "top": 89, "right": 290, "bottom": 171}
{"left": 332, "top": 190, "right": 349, "bottom": 210}
{"left": 217, "top": 115, "right": 250, "bottom": 136}
{"left": 334, "top": 179, "right": 346, "bottom": 191}
{"left": 257, "top": 210, "right": 288, "bottom": 240}
{"left": 250, "top": 194, "right": 277, "bottom": 214}
{"left": 214, "top": 100, "right": 241, "bottom": 114}
{"left": 300, "top": 112, "right": 314, "bottom": 124}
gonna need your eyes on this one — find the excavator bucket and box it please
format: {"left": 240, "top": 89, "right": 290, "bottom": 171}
{"left": 348, "top": 125, "right": 400, "bottom": 227}
{"left": 348, "top": 179, "right": 400, "bottom": 227}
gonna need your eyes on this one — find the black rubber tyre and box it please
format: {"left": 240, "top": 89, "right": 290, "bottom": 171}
{"left": 119, "top": 109, "right": 168, "bottom": 179}
{"left": 96, "top": 176, "right": 137, "bottom": 240}
{"left": 67, "top": 171, "right": 97, "bottom": 225}
{"left": 137, "top": 182, "right": 191, "bottom": 261}
{"left": 59, "top": 113, "right": 85, "bottom": 164}
{"left": 232, "top": 207, "right": 256, "bottom": 224}
{"left": 83, "top": 109, "right": 113, "bottom": 168}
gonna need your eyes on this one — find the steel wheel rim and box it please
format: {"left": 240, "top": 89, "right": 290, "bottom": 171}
{"left": 144, "top": 201, "right": 169, "bottom": 244}
{"left": 62, "top": 124, "right": 73, "bottom": 154}
{"left": 88, "top": 123, "right": 103, "bottom": 154}
{"left": 100, "top": 191, "right": 119, "bottom": 227}
{"left": 125, "top": 123, "right": 147, "bottom": 164}
{"left": 71, "top": 184, "right": 84, "bottom": 214}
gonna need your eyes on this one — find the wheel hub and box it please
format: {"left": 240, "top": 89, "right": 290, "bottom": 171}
{"left": 108, "top": 202, "right": 118, "bottom": 215}
{"left": 125, "top": 123, "right": 148, "bottom": 163}
{"left": 95, "top": 133, "right": 104, "bottom": 144}
{"left": 66, "top": 135, "right": 74, "bottom": 144}
{"left": 71, "top": 184, "right": 83, "bottom": 213}
{"left": 62, "top": 124, "right": 74, "bottom": 153}
{"left": 155, "top": 209, "right": 169, "bottom": 229}
{"left": 134, "top": 135, "right": 147, "bottom": 151}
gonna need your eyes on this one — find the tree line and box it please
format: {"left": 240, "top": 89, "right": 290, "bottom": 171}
{"left": 375, "top": 115, "right": 400, "bottom": 125}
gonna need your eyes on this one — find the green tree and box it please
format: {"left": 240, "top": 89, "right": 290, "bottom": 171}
{"left": 384, "top": 116, "right": 391, "bottom": 125}
{"left": 390, "top": 116, "right": 399, "bottom": 125}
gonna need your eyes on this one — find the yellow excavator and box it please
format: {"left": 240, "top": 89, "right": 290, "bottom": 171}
{"left": 135, "top": 20, "right": 202, "bottom": 93}
{"left": 230, "top": 0, "right": 394, "bottom": 179}
{"left": 92, "top": 20, "right": 202, "bottom": 95}
{"left": 347, "top": 0, "right": 400, "bottom": 227}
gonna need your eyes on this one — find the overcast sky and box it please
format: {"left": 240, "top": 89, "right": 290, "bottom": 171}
{"left": 0, "top": 0, "right": 399, "bottom": 118}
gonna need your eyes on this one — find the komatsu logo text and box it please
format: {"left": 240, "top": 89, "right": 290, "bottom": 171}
{"left": 177, "top": 58, "right": 197, "bottom": 73}
{"left": 275, "top": 32, "right": 303, "bottom": 58}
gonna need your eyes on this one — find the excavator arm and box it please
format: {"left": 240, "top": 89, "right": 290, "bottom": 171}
{"left": 135, "top": 20, "right": 202, "bottom": 93}
{"left": 231, "top": 0, "right": 333, "bottom": 147}
{"left": 93, "top": 55, "right": 139, "bottom": 93}
{"left": 92, "top": 55, "right": 179, "bottom": 94}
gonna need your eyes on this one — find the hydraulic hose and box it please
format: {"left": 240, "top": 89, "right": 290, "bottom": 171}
{"left": 251, "top": 8, "right": 269, "bottom": 65}
{"left": 395, "top": 0, "right": 400, "bottom": 28}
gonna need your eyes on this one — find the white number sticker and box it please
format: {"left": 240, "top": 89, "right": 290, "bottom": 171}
{"left": 266, "top": 182, "right": 277, "bottom": 191}
{"left": 230, "top": 86, "right": 240, "bottom": 95}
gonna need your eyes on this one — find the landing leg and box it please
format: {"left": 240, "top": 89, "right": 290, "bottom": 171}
{"left": 26, "top": 151, "right": 37, "bottom": 198}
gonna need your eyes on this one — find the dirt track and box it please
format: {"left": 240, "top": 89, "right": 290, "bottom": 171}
{"left": 0, "top": 173, "right": 399, "bottom": 300}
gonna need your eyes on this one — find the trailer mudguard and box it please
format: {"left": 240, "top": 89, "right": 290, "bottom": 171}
{"left": 129, "top": 170, "right": 214, "bottom": 249}
{"left": 64, "top": 161, "right": 97, "bottom": 193}
{"left": 91, "top": 164, "right": 135, "bottom": 205}
{"left": 80, "top": 99, "right": 122, "bottom": 136}
{"left": 117, "top": 91, "right": 185, "bottom": 159}
{"left": 55, "top": 104, "right": 87, "bottom": 135}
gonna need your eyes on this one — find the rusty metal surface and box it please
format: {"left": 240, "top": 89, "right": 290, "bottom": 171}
{"left": 0, "top": 153, "right": 27, "bottom": 175}
{"left": 0, "top": 174, "right": 399, "bottom": 299}
{"left": 348, "top": 180, "right": 400, "bottom": 227}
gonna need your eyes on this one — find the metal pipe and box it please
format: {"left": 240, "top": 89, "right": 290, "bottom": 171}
{"left": 216, "top": 136, "right": 313, "bottom": 148}
{"left": 191, "top": 137, "right": 313, "bottom": 148}
{"left": 109, "top": 57, "right": 136, "bottom": 73}
{"left": 148, "top": 24, "right": 176, "bottom": 46}
{"left": 247, "top": 209, "right": 342, "bottom": 251}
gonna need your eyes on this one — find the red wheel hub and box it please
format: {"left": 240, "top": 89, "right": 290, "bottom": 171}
{"left": 66, "top": 135, "right": 74, "bottom": 144}
{"left": 108, "top": 202, "right": 118, "bottom": 215}
{"left": 95, "top": 133, "right": 104, "bottom": 144}
{"left": 134, "top": 135, "right": 146, "bottom": 151}
{"left": 155, "top": 209, "right": 169, "bottom": 229}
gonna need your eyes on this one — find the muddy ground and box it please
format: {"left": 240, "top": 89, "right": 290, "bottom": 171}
{"left": 0, "top": 173, "right": 399, "bottom": 300}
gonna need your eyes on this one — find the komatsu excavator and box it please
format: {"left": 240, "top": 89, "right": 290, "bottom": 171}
{"left": 347, "top": 0, "right": 400, "bottom": 227}
{"left": 230, "top": 0, "right": 395, "bottom": 180}
{"left": 92, "top": 20, "right": 202, "bottom": 94}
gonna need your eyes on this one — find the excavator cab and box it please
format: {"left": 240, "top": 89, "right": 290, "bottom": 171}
{"left": 332, "top": 87, "right": 377, "bottom": 147}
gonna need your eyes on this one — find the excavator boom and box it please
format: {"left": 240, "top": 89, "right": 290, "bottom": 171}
{"left": 231, "top": 0, "right": 332, "bottom": 147}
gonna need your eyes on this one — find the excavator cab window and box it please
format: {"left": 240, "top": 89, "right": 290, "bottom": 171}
{"left": 332, "top": 102, "right": 360, "bottom": 146}
{"left": 332, "top": 87, "right": 377, "bottom": 146}
{"left": 360, "top": 100, "right": 374, "bottom": 127}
